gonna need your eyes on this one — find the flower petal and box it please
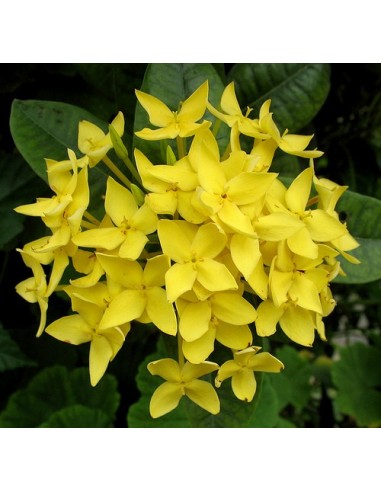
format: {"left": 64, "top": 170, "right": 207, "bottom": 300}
{"left": 99, "top": 290, "right": 146, "bottom": 329}
{"left": 227, "top": 172, "right": 278, "bottom": 205}
{"left": 185, "top": 379, "right": 220, "bottom": 415}
{"left": 105, "top": 177, "right": 137, "bottom": 225}
{"left": 215, "top": 321, "right": 253, "bottom": 350}
{"left": 158, "top": 219, "right": 195, "bottom": 262}
{"left": 147, "top": 358, "right": 181, "bottom": 381}
{"left": 192, "top": 222, "right": 227, "bottom": 259}
{"left": 230, "top": 234, "right": 261, "bottom": 279}
{"left": 119, "top": 229, "right": 148, "bottom": 260}
{"left": 165, "top": 262, "right": 198, "bottom": 302}
{"left": 211, "top": 292, "right": 257, "bottom": 325}
{"left": 89, "top": 334, "right": 113, "bottom": 386}
{"left": 45, "top": 314, "right": 93, "bottom": 344}
{"left": 285, "top": 167, "right": 313, "bottom": 214}
{"left": 181, "top": 360, "right": 219, "bottom": 381}
{"left": 182, "top": 328, "right": 215, "bottom": 364}
{"left": 248, "top": 352, "right": 284, "bottom": 373}
{"left": 255, "top": 300, "right": 284, "bottom": 337}
{"left": 72, "top": 227, "right": 125, "bottom": 250}
{"left": 149, "top": 382, "right": 183, "bottom": 418}
{"left": 143, "top": 255, "right": 170, "bottom": 287}
{"left": 287, "top": 227, "right": 318, "bottom": 259}
{"left": 196, "top": 258, "right": 238, "bottom": 293}
{"left": 255, "top": 212, "right": 304, "bottom": 241}
{"left": 146, "top": 287, "right": 177, "bottom": 335}
{"left": 215, "top": 360, "right": 240, "bottom": 384}
{"left": 231, "top": 369, "right": 257, "bottom": 402}
{"left": 178, "top": 81, "right": 208, "bottom": 123}
{"left": 135, "top": 90, "right": 174, "bottom": 127}
{"left": 279, "top": 304, "right": 315, "bottom": 346}
{"left": 179, "top": 300, "right": 211, "bottom": 341}
{"left": 304, "top": 210, "right": 347, "bottom": 242}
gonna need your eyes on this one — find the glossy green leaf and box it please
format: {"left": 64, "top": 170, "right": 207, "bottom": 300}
{"left": 0, "top": 365, "right": 120, "bottom": 427}
{"left": 133, "top": 63, "right": 229, "bottom": 163}
{"left": 39, "top": 405, "right": 112, "bottom": 428}
{"left": 267, "top": 346, "right": 313, "bottom": 411}
{"left": 0, "top": 153, "right": 48, "bottom": 249}
{"left": 0, "top": 323, "right": 36, "bottom": 372}
{"left": 332, "top": 342, "right": 381, "bottom": 427}
{"left": 228, "top": 63, "right": 331, "bottom": 132}
{"left": 74, "top": 64, "right": 147, "bottom": 128}
{"left": 334, "top": 190, "right": 381, "bottom": 283}
{"left": 10, "top": 99, "right": 107, "bottom": 181}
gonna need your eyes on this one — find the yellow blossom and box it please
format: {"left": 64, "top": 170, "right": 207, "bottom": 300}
{"left": 157, "top": 220, "right": 238, "bottom": 302}
{"left": 176, "top": 291, "right": 255, "bottom": 363}
{"left": 78, "top": 112, "right": 125, "bottom": 166}
{"left": 46, "top": 283, "right": 130, "bottom": 386}
{"left": 135, "top": 81, "right": 210, "bottom": 140}
{"left": 206, "top": 81, "right": 266, "bottom": 138}
{"left": 147, "top": 358, "right": 220, "bottom": 417}
{"left": 72, "top": 176, "right": 157, "bottom": 260}
{"left": 15, "top": 250, "right": 48, "bottom": 337}
{"left": 95, "top": 253, "right": 177, "bottom": 335}
{"left": 215, "top": 346, "right": 284, "bottom": 402}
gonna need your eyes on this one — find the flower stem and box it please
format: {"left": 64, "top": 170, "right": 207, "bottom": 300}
{"left": 84, "top": 211, "right": 100, "bottom": 226}
{"left": 102, "top": 155, "right": 132, "bottom": 189}
{"left": 177, "top": 331, "right": 185, "bottom": 369}
{"left": 122, "top": 155, "right": 143, "bottom": 186}
{"left": 176, "top": 136, "right": 186, "bottom": 159}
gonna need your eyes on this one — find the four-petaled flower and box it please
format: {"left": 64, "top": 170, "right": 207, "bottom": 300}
{"left": 148, "top": 358, "right": 220, "bottom": 418}
{"left": 215, "top": 346, "right": 284, "bottom": 402}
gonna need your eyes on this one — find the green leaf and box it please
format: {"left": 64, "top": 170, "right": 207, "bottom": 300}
{"left": 0, "top": 365, "right": 120, "bottom": 427}
{"left": 334, "top": 190, "right": 381, "bottom": 283}
{"left": 0, "top": 323, "right": 36, "bottom": 372}
{"left": 0, "top": 153, "right": 48, "bottom": 249}
{"left": 331, "top": 343, "right": 381, "bottom": 427}
{"left": 70, "top": 367, "right": 120, "bottom": 419}
{"left": 267, "top": 346, "right": 313, "bottom": 411}
{"left": 39, "top": 405, "right": 112, "bottom": 428}
{"left": 10, "top": 99, "right": 107, "bottom": 181}
{"left": 133, "top": 63, "right": 229, "bottom": 163}
{"left": 247, "top": 375, "right": 280, "bottom": 427}
{"left": 128, "top": 336, "right": 277, "bottom": 428}
{"left": 74, "top": 64, "right": 147, "bottom": 129}
{"left": 228, "top": 63, "right": 331, "bottom": 132}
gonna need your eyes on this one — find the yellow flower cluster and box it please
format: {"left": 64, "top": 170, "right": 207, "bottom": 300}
{"left": 15, "top": 81, "right": 359, "bottom": 418}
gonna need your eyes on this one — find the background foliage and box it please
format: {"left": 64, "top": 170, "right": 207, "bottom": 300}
{"left": 1, "top": 63, "right": 380, "bottom": 427}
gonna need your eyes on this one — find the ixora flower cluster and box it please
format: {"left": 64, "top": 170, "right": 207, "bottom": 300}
{"left": 15, "top": 81, "right": 359, "bottom": 418}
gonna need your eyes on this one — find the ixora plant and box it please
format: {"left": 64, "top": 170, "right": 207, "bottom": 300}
{"left": 12, "top": 64, "right": 361, "bottom": 423}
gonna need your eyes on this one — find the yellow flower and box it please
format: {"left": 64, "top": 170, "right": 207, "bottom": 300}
{"left": 157, "top": 220, "right": 238, "bottom": 302}
{"left": 46, "top": 283, "right": 130, "bottom": 386}
{"left": 206, "top": 81, "right": 265, "bottom": 138}
{"left": 78, "top": 112, "right": 125, "bottom": 166}
{"left": 215, "top": 346, "right": 284, "bottom": 402}
{"left": 15, "top": 150, "right": 89, "bottom": 253}
{"left": 255, "top": 167, "right": 348, "bottom": 258}
{"left": 255, "top": 100, "right": 324, "bottom": 159}
{"left": 147, "top": 358, "right": 220, "bottom": 418}
{"left": 72, "top": 176, "right": 157, "bottom": 260}
{"left": 191, "top": 139, "right": 278, "bottom": 236}
{"left": 313, "top": 170, "right": 360, "bottom": 264}
{"left": 15, "top": 250, "right": 48, "bottom": 337}
{"left": 135, "top": 81, "right": 210, "bottom": 140}
{"left": 176, "top": 291, "right": 255, "bottom": 364}
{"left": 95, "top": 253, "right": 177, "bottom": 335}
{"left": 134, "top": 148, "right": 204, "bottom": 223}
